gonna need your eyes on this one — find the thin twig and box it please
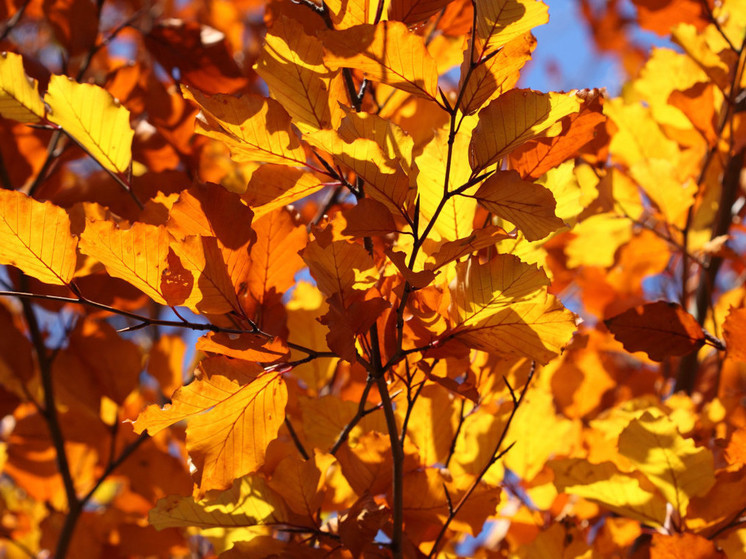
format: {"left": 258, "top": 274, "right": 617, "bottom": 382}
{"left": 285, "top": 417, "right": 310, "bottom": 460}
{"left": 427, "top": 362, "right": 536, "bottom": 558}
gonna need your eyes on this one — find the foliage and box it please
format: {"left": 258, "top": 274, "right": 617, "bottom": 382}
{"left": 0, "top": 0, "right": 744, "bottom": 557}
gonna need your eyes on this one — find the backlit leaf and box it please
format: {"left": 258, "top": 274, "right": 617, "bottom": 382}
{"left": 723, "top": 307, "right": 746, "bottom": 362}
{"left": 0, "top": 52, "right": 45, "bottom": 123}
{"left": 255, "top": 16, "right": 339, "bottom": 131}
{"left": 322, "top": 21, "right": 439, "bottom": 100}
{"left": 183, "top": 87, "right": 307, "bottom": 167}
{"left": 450, "top": 255, "right": 576, "bottom": 363}
{"left": 45, "top": 75, "right": 134, "bottom": 173}
{"left": 149, "top": 474, "right": 287, "bottom": 529}
{"left": 134, "top": 356, "right": 287, "bottom": 492}
{"left": 605, "top": 302, "right": 705, "bottom": 361}
{"left": 618, "top": 411, "right": 715, "bottom": 515}
{"left": 469, "top": 89, "right": 580, "bottom": 173}
{"left": 470, "top": 170, "right": 565, "bottom": 241}
{"left": 79, "top": 220, "right": 179, "bottom": 306}
{"left": 474, "top": 0, "right": 548, "bottom": 58}
{"left": 0, "top": 190, "right": 77, "bottom": 286}
{"left": 550, "top": 459, "right": 668, "bottom": 527}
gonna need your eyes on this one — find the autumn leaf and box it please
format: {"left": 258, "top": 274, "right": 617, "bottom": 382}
{"left": 0, "top": 190, "right": 77, "bottom": 286}
{"left": 475, "top": 0, "right": 548, "bottom": 59}
{"left": 469, "top": 170, "right": 565, "bottom": 241}
{"left": 450, "top": 255, "right": 576, "bottom": 363}
{"left": 45, "top": 75, "right": 134, "bottom": 174}
{"left": 183, "top": 86, "right": 308, "bottom": 166}
{"left": 322, "top": 21, "right": 439, "bottom": 100}
{"left": 149, "top": 474, "right": 287, "bottom": 529}
{"left": 256, "top": 15, "right": 340, "bottom": 131}
{"left": 133, "top": 356, "right": 287, "bottom": 492}
{"left": 78, "top": 220, "right": 187, "bottom": 306}
{"left": 723, "top": 306, "right": 746, "bottom": 362}
{"left": 550, "top": 459, "right": 668, "bottom": 526}
{"left": 617, "top": 411, "right": 715, "bottom": 516}
{"left": 469, "top": 90, "right": 580, "bottom": 173}
{"left": 605, "top": 302, "right": 705, "bottom": 361}
{"left": 0, "top": 52, "right": 45, "bottom": 123}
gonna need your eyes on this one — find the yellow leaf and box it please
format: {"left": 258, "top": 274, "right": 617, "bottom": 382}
{"left": 149, "top": 474, "right": 287, "bottom": 529}
{"left": 78, "top": 220, "right": 183, "bottom": 305}
{"left": 459, "top": 33, "right": 535, "bottom": 115}
{"left": 398, "top": 385, "right": 458, "bottom": 466}
{"left": 326, "top": 0, "right": 389, "bottom": 28}
{"left": 183, "top": 87, "right": 307, "bottom": 167}
{"left": 475, "top": 0, "right": 548, "bottom": 59}
{"left": 451, "top": 256, "right": 576, "bottom": 363}
{"left": 502, "top": 386, "right": 579, "bottom": 479}
{"left": 470, "top": 90, "right": 579, "bottom": 172}
{"left": 550, "top": 459, "right": 668, "bottom": 527}
{"left": 299, "top": 395, "right": 387, "bottom": 451}
{"left": 617, "top": 411, "right": 715, "bottom": 516}
{"left": 604, "top": 98, "right": 679, "bottom": 167}
{"left": 0, "top": 190, "right": 77, "bottom": 286}
{"left": 133, "top": 356, "right": 288, "bottom": 492}
{"left": 286, "top": 283, "right": 336, "bottom": 394}
{"left": 255, "top": 16, "right": 340, "bottom": 131}
{"left": 415, "top": 126, "right": 477, "bottom": 242}
{"left": 0, "top": 52, "right": 45, "bottom": 123}
{"left": 305, "top": 115, "right": 412, "bottom": 214}
{"left": 322, "top": 21, "right": 439, "bottom": 100}
{"left": 45, "top": 75, "right": 133, "bottom": 173}
{"left": 565, "top": 213, "right": 632, "bottom": 269}
{"left": 471, "top": 170, "right": 565, "bottom": 241}
{"left": 629, "top": 159, "right": 696, "bottom": 227}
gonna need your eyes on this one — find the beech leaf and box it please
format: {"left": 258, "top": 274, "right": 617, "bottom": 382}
{"left": 45, "top": 75, "right": 134, "bottom": 174}
{"left": 0, "top": 190, "right": 77, "bottom": 286}
{"left": 605, "top": 301, "right": 705, "bottom": 361}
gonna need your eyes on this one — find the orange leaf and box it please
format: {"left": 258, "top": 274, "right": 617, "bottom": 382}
{"left": 605, "top": 302, "right": 705, "bottom": 361}
{"left": 342, "top": 198, "right": 398, "bottom": 237}
{"left": 509, "top": 89, "right": 607, "bottom": 179}
{"left": 133, "top": 356, "right": 287, "bottom": 492}
{"left": 321, "top": 21, "right": 439, "bottom": 100}
{"left": 79, "top": 220, "right": 182, "bottom": 305}
{"left": 650, "top": 532, "right": 724, "bottom": 559}
{"left": 723, "top": 307, "right": 746, "bottom": 363}
{"left": 267, "top": 451, "right": 336, "bottom": 518}
{"left": 196, "top": 331, "right": 289, "bottom": 363}
{"left": 0, "top": 190, "right": 77, "bottom": 286}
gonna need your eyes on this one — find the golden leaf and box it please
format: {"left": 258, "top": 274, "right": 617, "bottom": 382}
{"left": 0, "top": 52, "right": 45, "bottom": 123}
{"left": 475, "top": 0, "right": 548, "bottom": 59}
{"left": 183, "top": 86, "right": 307, "bottom": 166}
{"left": 149, "top": 474, "right": 287, "bottom": 529}
{"left": 0, "top": 190, "right": 77, "bottom": 286}
{"left": 451, "top": 255, "right": 576, "bottom": 363}
{"left": 322, "top": 21, "right": 439, "bottom": 100}
{"left": 551, "top": 459, "right": 668, "bottom": 526}
{"left": 469, "top": 89, "right": 580, "bottom": 173}
{"left": 618, "top": 411, "right": 715, "bottom": 516}
{"left": 45, "top": 75, "right": 134, "bottom": 173}
{"left": 133, "top": 356, "right": 288, "bottom": 492}
{"left": 255, "top": 16, "right": 340, "bottom": 132}
{"left": 471, "top": 170, "right": 565, "bottom": 241}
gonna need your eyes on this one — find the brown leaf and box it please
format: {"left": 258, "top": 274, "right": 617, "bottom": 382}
{"left": 605, "top": 301, "right": 705, "bottom": 361}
